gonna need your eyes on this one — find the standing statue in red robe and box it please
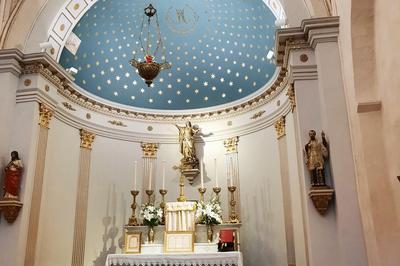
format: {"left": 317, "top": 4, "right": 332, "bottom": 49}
{"left": 3, "top": 151, "right": 23, "bottom": 200}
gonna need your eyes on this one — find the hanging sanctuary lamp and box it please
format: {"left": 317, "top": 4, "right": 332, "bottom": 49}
{"left": 130, "top": 4, "right": 171, "bottom": 87}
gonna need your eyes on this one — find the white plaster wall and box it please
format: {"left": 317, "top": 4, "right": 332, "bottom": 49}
{"left": 239, "top": 126, "right": 286, "bottom": 266}
{"left": 0, "top": 72, "right": 18, "bottom": 191}
{"left": 85, "top": 136, "right": 142, "bottom": 266}
{"left": 0, "top": 100, "right": 40, "bottom": 266}
{"left": 35, "top": 118, "right": 81, "bottom": 266}
{"left": 81, "top": 124, "right": 286, "bottom": 266}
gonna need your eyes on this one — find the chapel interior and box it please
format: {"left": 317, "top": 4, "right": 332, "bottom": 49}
{"left": 0, "top": 0, "right": 399, "bottom": 266}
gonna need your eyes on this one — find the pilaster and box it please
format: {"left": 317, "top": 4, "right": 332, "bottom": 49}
{"left": 276, "top": 16, "right": 367, "bottom": 266}
{"left": 71, "top": 129, "right": 95, "bottom": 266}
{"left": 274, "top": 115, "right": 296, "bottom": 266}
{"left": 24, "top": 103, "right": 54, "bottom": 266}
{"left": 140, "top": 142, "right": 159, "bottom": 204}
{"left": 223, "top": 137, "right": 240, "bottom": 223}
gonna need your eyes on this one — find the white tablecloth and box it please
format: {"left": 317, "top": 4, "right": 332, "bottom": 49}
{"left": 106, "top": 252, "right": 243, "bottom": 266}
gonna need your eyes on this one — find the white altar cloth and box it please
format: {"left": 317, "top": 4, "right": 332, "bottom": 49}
{"left": 106, "top": 252, "right": 243, "bottom": 266}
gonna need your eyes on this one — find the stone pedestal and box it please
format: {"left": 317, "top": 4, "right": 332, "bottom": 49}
{"left": 181, "top": 168, "right": 200, "bottom": 185}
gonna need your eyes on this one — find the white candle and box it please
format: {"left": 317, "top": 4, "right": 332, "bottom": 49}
{"left": 214, "top": 158, "right": 218, "bottom": 187}
{"left": 149, "top": 162, "right": 152, "bottom": 190}
{"left": 133, "top": 161, "right": 137, "bottom": 190}
{"left": 230, "top": 157, "right": 234, "bottom": 187}
{"left": 162, "top": 160, "right": 166, "bottom": 189}
{"left": 200, "top": 160, "right": 204, "bottom": 188}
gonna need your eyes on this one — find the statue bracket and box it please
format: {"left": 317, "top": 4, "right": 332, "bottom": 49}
{"left": 181, "top": 168, "right": 200, "bottom": 185}
{"left": 0, "top": 199, "right": 23, "bottom": 224}
{"left": 308, "top": 186, "right": 335, "bottom": 215}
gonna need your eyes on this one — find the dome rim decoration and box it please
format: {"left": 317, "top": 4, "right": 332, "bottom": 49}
{"left": 45, "top": 0, "right": 288, "bottom": 120}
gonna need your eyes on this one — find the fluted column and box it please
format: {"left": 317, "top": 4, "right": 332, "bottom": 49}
{"left": 71, "top": 129, "right": 95, "bottom": 266}
{"left": 140, "top": 142, "right": 159, "bottom": 204}
{"left": 223, "top": 136, "right": 240, "bottom": 221}
{"left": 24, "top": 103, "right": 53, "bottom": 266}
{"left": 275, "top": 115, "right": 296, "bottom": 266}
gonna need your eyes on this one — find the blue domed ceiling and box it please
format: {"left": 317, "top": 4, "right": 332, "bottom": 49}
{"left": 59, "top": 0, "right": 277, "bottom": 110}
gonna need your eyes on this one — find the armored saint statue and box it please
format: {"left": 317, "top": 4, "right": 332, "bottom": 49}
{"left": 305, "top": 130, "right": 329, "bottom": 187}
{"left": 3, "top": 151, "right": 23, "bottom": 199}
{"left": 175, "top": 121, "right": 199, "bottom": 170}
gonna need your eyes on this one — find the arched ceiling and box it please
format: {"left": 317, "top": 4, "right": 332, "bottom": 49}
{"left": 59, "top": 0, "right": 278, "bottom": 111}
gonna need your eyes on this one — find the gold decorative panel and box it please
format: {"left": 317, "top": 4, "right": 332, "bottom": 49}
{"left": 141, "top": 143, "right": 159, "bottom": 157}
{"left": 80, "top": 129, "right": 95, "bottom": 150}
{"left": 287, "top": 84, "right": 296, "bottom": 112}
{"left": 274, "top": 116, "right": 286, "bottom": 139}
{"left": 224, "top": 136, "right": 239, "bottom": 153}
{"left": 38, "top": 103, "right": 53, "bottom": 128}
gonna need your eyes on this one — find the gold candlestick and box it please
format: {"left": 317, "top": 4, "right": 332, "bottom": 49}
{"left": 228, "top": 186, "right": 240, "bottom": 223}
{"left": 128, "top": 190, "right": 139, "bottom": 226}
{"left": 145, "top": 189, "right": 154, "bottom": 204}
{"left": 177, "top": 174, "right": 186, "bottom": 202}
{"left": 159, "top": 189, "right": 167, "bottom": 224}
{"left": 213, "top": 187, "right": 221, "bottom": 203}
{"left": 198, "top": 187, "right": 207, "bottom": 202}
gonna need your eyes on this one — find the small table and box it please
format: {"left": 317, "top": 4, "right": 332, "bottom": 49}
{"left": 105, "top": 252, "right": 243, "bottom": 266}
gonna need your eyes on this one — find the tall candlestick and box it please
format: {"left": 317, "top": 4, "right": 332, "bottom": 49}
{"left": 214, "top": 158, "right": 218, "bottom": 187}
{"left": 200, "top": 159, "right": 204, "bottom": 188}
{"left": 149, "top": 162, "right": 152, "bottom": 190}
{"left": 133, "top": 161, "right": 137, "bottom": 190}
{"left": 162, "top": 160, "right": 166, "bottom": 189}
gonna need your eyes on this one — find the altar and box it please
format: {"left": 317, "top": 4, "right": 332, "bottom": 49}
{"left": 105, "top": 252, "right": 243, "bottom": 266}
{"left": 106, "top": 99, "right": 243, "bottom": 264}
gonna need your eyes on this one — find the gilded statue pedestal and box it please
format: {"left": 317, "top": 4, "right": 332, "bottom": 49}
{"left": 309, "top": 186, "right": 335, "bottom": 215}
{"left": 181, "top": 168, "right": 200, "bottom": 185}
{"left": 0, "top": 199, "right": 23, "bottom": 224}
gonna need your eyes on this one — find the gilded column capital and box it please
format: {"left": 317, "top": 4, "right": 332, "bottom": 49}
{"left": 274, "top": 116, "right": 286, "bottom": 139}
{"left": 224, "top": 136, "right": 239, "bottom": 153}
{"left": 287, "top": 84, "right": 296, "bottom": 112}
{"left": 38, "top": 103, "right": 53, "bottom": 128}
{"left": 80, "top": 129, "right": 95, "bottom": 150}
{"left": 141, "top": 142, "right": 159, "bottom": 157}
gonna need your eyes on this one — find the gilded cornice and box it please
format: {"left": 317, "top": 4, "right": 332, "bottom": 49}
{"left": 38, "top": 103, "right": 53, "bottom": 128}
{"left": 274, "top": 116, "right": 286, "bottom": 139}
{"left": 224, "top": 136, "right": 239, "bottom": 154}
{"left": 79, "top": 129, "right": 95, "bottom": 150}
{"left": 275, "top": 16, "right": 339, "bottom": 67}
{"left": 23, "top": 63, "right": 65, "bottom": 90}
{"left": 141, "top": 143, "right": 159, "bottom": 158}
{"left": 1, "top": 50, "right": 289, "bottom": 122}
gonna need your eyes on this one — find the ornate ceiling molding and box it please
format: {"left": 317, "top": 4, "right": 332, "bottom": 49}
{"left": 0, "top": 49, "right": 290, "bottom": 122}
{"left": 275, "top": 16, "right": 339, "bottom": 67}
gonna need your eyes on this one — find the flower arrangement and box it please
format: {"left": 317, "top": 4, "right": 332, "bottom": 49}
{"left": 196, "top": 199, "right": 223, "bottom": 225}
{"left": 140, "top": 204, "right": 162, "bottom": 227}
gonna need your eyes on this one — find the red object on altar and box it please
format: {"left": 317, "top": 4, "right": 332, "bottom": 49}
{"left": 219, "top": 229, "right": 234, "bottom": 243}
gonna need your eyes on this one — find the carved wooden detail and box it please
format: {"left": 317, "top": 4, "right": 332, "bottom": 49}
{"left": 0, "top": 199, "right": 23, "bottom": 223}
{"left": 308, "top": 187, "right": 335, "bottom": 215}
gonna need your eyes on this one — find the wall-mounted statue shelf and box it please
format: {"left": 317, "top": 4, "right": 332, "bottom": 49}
{"left": 309, "top": 187, "right": 335, "bottom": 215}
{"left": 0, "top": 200, "right": 23, "bottom": 224}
